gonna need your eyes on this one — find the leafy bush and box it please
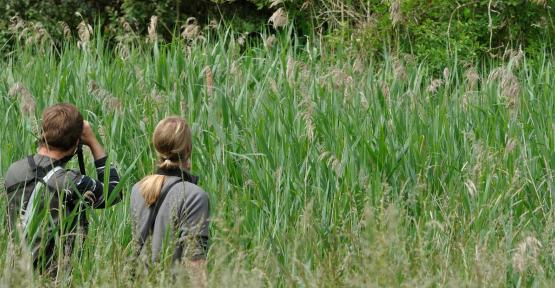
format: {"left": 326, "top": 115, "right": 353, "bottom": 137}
{"left": 0, "top": 0, "right": 553, "bottom": 64}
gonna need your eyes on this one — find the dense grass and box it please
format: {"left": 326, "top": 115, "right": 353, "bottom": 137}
{"left": 1, "top": 32, "right": 555, "bottom": 287}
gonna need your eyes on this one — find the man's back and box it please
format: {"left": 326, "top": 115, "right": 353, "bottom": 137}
{"left": 4, "top": 153, "right": 120, "bottom": 272}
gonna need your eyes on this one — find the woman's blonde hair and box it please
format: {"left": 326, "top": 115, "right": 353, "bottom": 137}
{"left": 139, "top": 117, "right": 192, "bottom": 206}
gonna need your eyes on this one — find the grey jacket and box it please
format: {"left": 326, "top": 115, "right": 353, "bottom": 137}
{"left": 131, "top": 168, "right": 210, "bottom": 262}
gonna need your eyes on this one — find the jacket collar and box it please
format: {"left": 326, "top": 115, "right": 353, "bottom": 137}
{"left": 155, "top": 167, "right": 198, "bottom": 185}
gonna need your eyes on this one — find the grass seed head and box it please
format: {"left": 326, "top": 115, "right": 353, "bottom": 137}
{"left": 269, "top": 8, "right": 289, "bottom": 29}
{"left": 77, "top": 20, "right": 93, "bottom": 49}
{"left": 465, "top": 66, "right": 480, "bottom": 90}
{"left": 148, "top": 16, "right": 158, "bottom": 43}
{"left": 512, "top": 236, "right": 542, "bottom": 273}
{"left": 389, "top": 0, "right": 403, "bottom": 27}
{"left": 286, "top": 56, "right": 295, "bottom": 84}
{"left": 58, "top": 21, "right": 72, "bottom": 39}
{"left": 181, "top": 17, "right": 200, "bottom": 41}
{"left": 427, "top": 78, "right": 443, "bottom": 94}
{"left": 204, "top": 66, "right": 214, "bottom": 98}
{"left": 265, "top": 35, "right": 277, "bottom": 49}
{"left": 393, "top": 58, "right": 407, "bottom": 80}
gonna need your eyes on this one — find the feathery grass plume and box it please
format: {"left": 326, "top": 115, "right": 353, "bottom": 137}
{"left": 531, "top": 0, "right": 547, "bottom": 6}
{"left": 504, "top": 48, "right": 524, "bottom": 68}
{"left": 77, "top": 20, "right": 93, "bottom": 49}
{"left": 237, "top": 32, "right": 248, "bottom": 47}
{"left": 58, "top": 21, "right": 72, "bottom": 39}
{"left": 389, "top": 0, "right": 403, "bottom": 27}
{"left": 9, "top": 82, "right": 37, "bottom": 122}
{"left": 299, "top": 89, "right": 315, "bottom": 142}
{"left": 181, "top": 17, "right": 200, "bottom": 41}
{"left": 512, "top": 236, "right": 542, "bottom": 273}
{"left": 180, "top": 100, "right": 188, "bottom": 115}
{"left": 269, "top": 79, "right": 279, "bottom": 94}
{"left": 269, "top": 8, "right": 289, "bottom": 29}
{"left": 426, "top": 78, "right": 443, "bottom": 94}
{"left": 203, "top": 66, "right": 214, "bottom": 98}
{"left": 89, "top": 81, "right": 122, "bottom": 112}
{"left": 488, "top": 67, "right": 520, "bottom": 109}
{"left": 270, "top": 0, "right": 284, "bottom": 8}
{"left": 318, "top": 145, "right": 343, "bottom": 176}
{"left": 360, "top": 92, "right": 369, "bottom": 109}
{"left": 443, "top": 67, "right": 450, "bottom": 83}
{"left": 464, "top": 179, "right": 477, "bottom": 198}
{"left": 464, "top": 66, "right": 480, "bottom": 90}
{"left": 25, "top": 22, "right": 52, "bottom": 46}
{"left": 208, "top": 20, "right": 219, "bottom": 30}
{"left": 149, "top": 88, "right": 164, "bottom": 105}
{"left": 147, "top": 16, "right": 158, "bottom": 43}
{"left": 119, "top": 17, "right": 134, "bottom": 34}
{"left": 265, "top": 34, "right": 277, "bottom": 49}
{"left": 98, "top": 125, "right": 107, "bottom": 145}
{"left": 328, "top": 68, "right": 353, "bottom": 91}
{"left": 392, "top": 57, "right": 407, "bottom": 80}
{"left": 353, "top": 55, "right": 365, "bottom": 74}
{"left": 505, "top": 137, "right": 517, "bottom": 155}
{"left": 8, "top": 16, "right": 25, "bottom": 35}
{"left": 286, "top": 56, "right": 295, "bottom": 85}
{"left": 380, "top": 81, "right": 391, "bottom": 108}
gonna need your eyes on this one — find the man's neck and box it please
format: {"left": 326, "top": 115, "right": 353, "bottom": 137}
{"left": 37, "top": 146, "right": 73, "bottom": 160}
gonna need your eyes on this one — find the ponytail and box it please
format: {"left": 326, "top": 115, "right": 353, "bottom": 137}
{"left": 139, "top": 175, "right": 166, "bottom": 207}
{"left": 140, "top": 157, "right": 181, "bottom": 206}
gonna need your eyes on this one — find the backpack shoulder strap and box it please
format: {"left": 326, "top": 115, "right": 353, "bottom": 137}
{"left": 21, "top": 165, "right": 63, "bottom": 231}
{"left": 137, "top": 178, "right": 183, "bottom": 255}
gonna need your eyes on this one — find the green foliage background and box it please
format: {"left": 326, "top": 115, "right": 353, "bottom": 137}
{"left": 1, "top": 0, "right": 553, "bottom": 63}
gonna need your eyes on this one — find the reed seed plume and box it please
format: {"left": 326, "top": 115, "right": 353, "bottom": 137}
{"left": 286, "top": 56, "right": 295, "bottom": 85}
{"left": 147, "top": 16, "right": 158, "bottom": 43}
{"left": 204, "top": 66, "right": 215, "bottom": 98}
{"left": 181, "top": 17, "right": 200, "bottom": 41}
{"left": 389, "top": 0, "right": 403, "bottom": 27}
{"left": 353, "top": 56, "right": 365, "bottom": 74}
{"left": 265, "top": 35, "right": 277, "bottom": 49}
{"left": 465, "top": 66, "right": 480, "bottom": 90}
{"left": 392, "top": 57, "right": 407, "bottom": 80}
{"left": 89, "top": 81, "right": 122, "bottom": 112}
{"left": 269, "top": 8, "right": 289, "bottom": 29}
{"left": 58, "top": 21, "right": 72, "bottom": 39}
{"left": 488, "top": 67, "right": 520, "bottom": 109}
{"left": 427, "top": 78, "right": 443, "bottom": 94}
{"left": 300, "top": 89, "right": 315, "bottom": 142}
{"left": 77, "top": 20, "right": 93, "bottom": 49}
{"left": 512, "top": 236, "right": 542, "bottom": 273}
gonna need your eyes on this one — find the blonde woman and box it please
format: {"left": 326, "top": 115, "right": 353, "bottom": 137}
{"left": 131, "top": 117, "right": 209, "bottom": 284}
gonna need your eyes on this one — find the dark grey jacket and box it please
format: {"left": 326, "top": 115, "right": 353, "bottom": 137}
{"left": 4, "top": 154, "right": 120, "bottom": 270}
{"left": 131, "top": 168, "right": 210, "bottom": 262}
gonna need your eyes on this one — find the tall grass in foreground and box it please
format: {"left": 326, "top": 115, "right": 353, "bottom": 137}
{"left": 0, "top": 32, "right": 555, "bottom": 287}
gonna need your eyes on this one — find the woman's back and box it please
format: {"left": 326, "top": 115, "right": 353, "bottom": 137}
{"left": 131, "top": 170, "right": 210, "bottom": 262}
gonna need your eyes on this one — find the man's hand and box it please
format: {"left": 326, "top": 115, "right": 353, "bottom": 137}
{"left": 81, "top": 121, "right": 106, "bottom": 161}
{"left": 81, "top": 121, "right": 97, "bottom": 147}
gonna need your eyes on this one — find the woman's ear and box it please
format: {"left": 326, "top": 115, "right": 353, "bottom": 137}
{"left": 186, "top": 159, "right": 192, "bottom": 170}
